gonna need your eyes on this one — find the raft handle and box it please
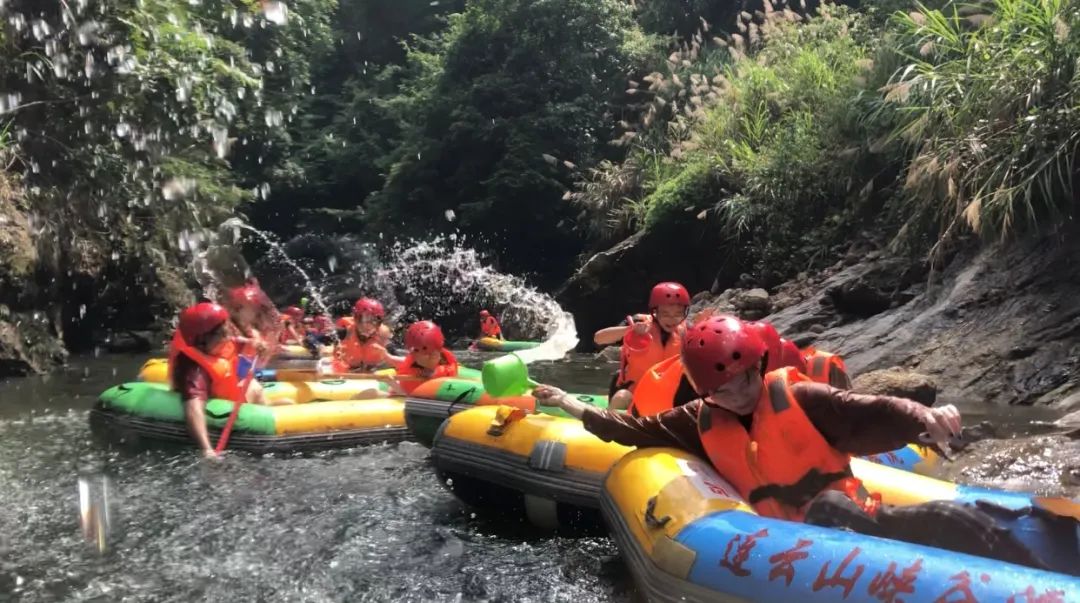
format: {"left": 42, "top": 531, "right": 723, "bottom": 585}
{"left": 644, "top": 496, "right": 671, "bottom": 529}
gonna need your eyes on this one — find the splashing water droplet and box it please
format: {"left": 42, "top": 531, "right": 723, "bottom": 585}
{"left": 264, "top": 109, "right": 283, "bottom": 127}
{"left": 444, "top": 209, "right": 456, "bottom": 222}
{"left": 261, "top": 0, "right": 288, "bottom": 25}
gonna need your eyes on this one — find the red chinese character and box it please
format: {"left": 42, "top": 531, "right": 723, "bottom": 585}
{"left": 885, "top": 451, "right": 903, "bottom": 465}
{"left": 719, "top": 529, "right": 768, "bottom": 577}
{"left": 767, "top": 539, "right": 813, "bottom": 586}
{"left": 1006, "top": 587, "right": 1066, "bottom": 603}
{"left": 934, "top": 571, "right": 979, "bottom": 603}
{"left": 812, "top": 547, "right": 865, "bottom": 599}
{"left": 867, "top": 559, "right": 923, "bottom": 602}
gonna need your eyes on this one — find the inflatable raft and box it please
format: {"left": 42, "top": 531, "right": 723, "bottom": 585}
{"left": 432, "top": 407, "right": 1010, "bottom": 531}
{"left": 90, "top": 381, "right": 406, "bottom": 453}
{"left": 404, "top": 377, "right": 608, "bottom": 447}
{"left": 475, "top": 337, "right": 540, "bottom": 352}
{"left": 137, "top": 358, "right": 481, "bottom": 385}
{"left": 604, "top": 448, "right": 1080, "bottom": 602}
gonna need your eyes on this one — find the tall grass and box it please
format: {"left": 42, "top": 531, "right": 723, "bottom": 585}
{"left": 882, "top": 0, "right": 1080, "bottom": 252}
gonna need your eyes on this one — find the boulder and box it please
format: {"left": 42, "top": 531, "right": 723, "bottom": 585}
{"left": 851, "top": 367, "right": 938, "bottom": 407}
{"left": 733, "top": 288, "right": 771, "bottom": 313}
{"left": 596, "top": 345, "right": 622, "bottom": 362}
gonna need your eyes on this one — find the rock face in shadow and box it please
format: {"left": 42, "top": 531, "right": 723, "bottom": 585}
{"left": 762, "top": 234, "right": 1080, "bottom": 408}
{"left": 556, "top": 216, "right": 740, "bottom": 350}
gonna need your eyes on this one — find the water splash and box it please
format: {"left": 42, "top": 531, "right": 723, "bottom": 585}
{"left": 372, "top": 236, "right": 578, "bottom": 362}
{"left": 219, "top": 218, "right": 336, "bottom": 337}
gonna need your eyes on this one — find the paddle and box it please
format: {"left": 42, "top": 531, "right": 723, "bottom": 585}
{"left": 214, "top": 354, "right": 260, "bottom": 454}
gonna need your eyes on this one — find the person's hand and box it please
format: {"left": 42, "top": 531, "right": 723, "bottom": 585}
{"left": 921, "top": 404, "right": 962, "bottom": 449}
{"left": 532, "top": 384, "right": 568, "bottom": 407}
{"left": 631, "top": 318, "right": 651, "bottom": 336}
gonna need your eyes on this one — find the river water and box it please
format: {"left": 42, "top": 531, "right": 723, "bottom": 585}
{"left": 0, "top": 351, "right": 1074, "bottom": 602}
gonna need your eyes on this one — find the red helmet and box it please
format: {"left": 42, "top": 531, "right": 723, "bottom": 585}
{"left": 178, "top": 302, "right": 229, "bottom": 342}
{"left": 225, "top": 283, "right": 270, "bottom": 309}
{"left": 283, "top": 306, "right": 304, "bottom": 320}
{"left": 681, "top": 315, "right": 767, "bottom": 394}
{"left": 353, "top": 298, "right": 385, "bottom": 319}
{"left": 649, "top": 282, "right": 691, "bottom": 309}
{"left": 746, "top": 321, "right": 782, "bottom": 371}
{"left": 405, "top": 320, "right": 445, "bottom": 352}
{"left": 479, "top": 309, "right": 491, "bottom": 318}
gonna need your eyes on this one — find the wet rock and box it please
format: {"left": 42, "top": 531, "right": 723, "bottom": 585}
{"left": 557, "top": 213, "right": 742, "bottom": 351}
{"left": 938, "top": 435, "right": 1080, "bottom": 497}
{"left": 851, "top": 367, "right": 938, "bottom": 406}
{"left": 1055, "top": 410, "right": 1080, "bottom": 437}
{"left": 768, "top": 233, "right": 1080, "bottom": 408}
{"left": 596, "top": 345, "right": 622, "bottom": 362}
{"left": 0, "top": 315, "right": 67, "bottom": 377}
{"left": 826, "top": 280, "right": 892, "bottom": 318}
{"left": 1055, "top": 390, "right": 1080, "bottom": 413}
{"left": 808, "top": 323, "right": 826, "bottom": 334}
{"left": 733, "top": 288, "right": 770, "bottom": 313}
{"left": 102, "top": 330, "right": 158, "bottom": 354}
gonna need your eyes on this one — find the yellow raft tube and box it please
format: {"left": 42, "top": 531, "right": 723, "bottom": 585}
{"left": 433, "top": 406, "right": 1027, "bottom": 532}
{"left": 91, "top": 379, "right": 408, "bottom": 453}
{"left": 605, "top": 450, "right": 1079, "bottom": 602}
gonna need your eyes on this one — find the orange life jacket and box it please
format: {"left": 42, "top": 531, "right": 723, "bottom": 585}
{"left": 630, "top": 344, "right": 816, "bottom": 417}
{"left": 697, "top": 367, "right": 876, "bottom": 521}
{"left": 396, "top": 349, "right": 459, "bottom": 394}
{"left": 334, "top": 327, "right": 387, "bottom": 372}
{"left": 167, "top": 330, "right": 244, "bottom": 403}
{"left": 618, "top": 321, "right": 683, "bottom": 390}
{"left": 480, "top": 316, "right": 502, "bottom": 338}
{"left": 627, "top": 356, "right": 685, "bottom": 417}
{"left": 779, "top": 339, "right": 806, "bottom": 373}
{"left": 803, "top": 347, "right": 851, "bottom": 389}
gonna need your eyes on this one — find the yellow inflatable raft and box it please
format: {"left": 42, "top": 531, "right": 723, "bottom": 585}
{"left": 604, "top": 449, "right": 1080, "bottom": 602}
{"left": 91, "top": 381, "right": 406, "bottom": 453}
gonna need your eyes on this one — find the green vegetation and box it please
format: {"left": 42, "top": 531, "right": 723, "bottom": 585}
{"left": 2, "top": 0, "right": 1080, "bottom": 337}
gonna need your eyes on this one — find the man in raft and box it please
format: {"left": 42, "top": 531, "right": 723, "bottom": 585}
{"left": 536, "top": 315, "right": 1077, "bottom": 574}
{"left": 478, "top": 310, "right": 504, "bottom": 341}
{"left": 170, "top": 302, "right": 264, "bottom": 459}
{"left": 332, "top": 298, "right": 403, "bottom": 373}
{"left": 392, "top": 320, "right": 459, "bottom": 395}
{"left": 593, "top": 282, "right": 693, "bottom": 411}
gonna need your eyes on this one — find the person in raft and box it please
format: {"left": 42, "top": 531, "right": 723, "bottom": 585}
{"left": 332, "top": 298, "right": 404, "bottom": 373}
{"left": 536, "top": 315, "right": 1078, "bottom": 574}
{"left": 627, "top": 318, "right": 810, "bottom": 417}
{"left": 170, "top": 303, "right": 262, "bottom": 458}
{"left": 222, "top": 280, "right": 278, "bottom": 374}
{"left": 478, "top": 310, "right": 504, "bottom": 341}
{"left": 392, "top": 321, "right": 458, "bottom": 395}
{"left": 278, "top": 305, "right": 305, "bottom": 345}
{"left": 593, "top": 282, "right": 693, "bottom": 411}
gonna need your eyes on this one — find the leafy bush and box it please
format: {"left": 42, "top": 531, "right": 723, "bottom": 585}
{"left": 881, "top": 0, "right": 1080, "bottom": 254}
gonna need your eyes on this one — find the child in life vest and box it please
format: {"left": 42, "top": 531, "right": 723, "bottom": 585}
{"left": 169, "top": 302, "right": 264, "bottom": 458}
{"left": 332, "top": 298, "right": 403, "bottom": 373}
{"left": 221, "top": 281, "right": 277, "bottom": 403}
{"left": 536, "top": 316, "right": 1079, "bottom": 575}
{"left": 478, "top": 310, "right": 504, "bottom": 340}
{"left": 393, "top": 321, "right": 458, "bottom": 395}
{"left": 593, "top": 282, "right": 692, "bottom": 411}
{"left": 279, "top": 305, "right": 305, "bottom": 345}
